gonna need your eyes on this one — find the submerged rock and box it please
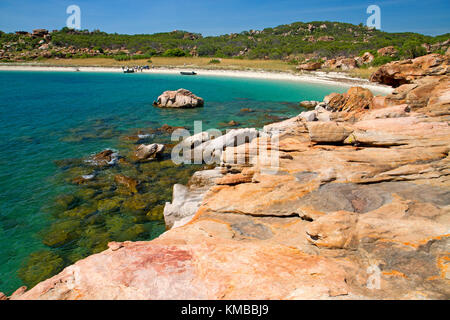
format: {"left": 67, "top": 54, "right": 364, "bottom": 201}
{"left": 154, "top": 89, "right": 204, "bottom": 108}
{"left": 114, "top": 174, "right": 139, "bottom": 194}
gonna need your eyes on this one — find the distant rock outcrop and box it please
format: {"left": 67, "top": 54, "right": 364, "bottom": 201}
{"left": 377, "top": 46, "right": 398, "bottom": 57}
{"left": 323, "top": 57, "right": 357, "bottom": 70}
{"left": 370, "top": 53, "right": 449, "bottom": 87}
{"left": 296, "top": 62, "right": 322, "bottom": 71}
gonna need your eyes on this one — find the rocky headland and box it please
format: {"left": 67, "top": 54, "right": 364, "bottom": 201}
{"left": 4, "top": 53, "right": 450, "bottom": 300}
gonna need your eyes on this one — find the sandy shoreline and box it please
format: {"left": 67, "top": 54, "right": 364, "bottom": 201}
{"left": 0, "top": 64, "right": 393, "bottom": 94}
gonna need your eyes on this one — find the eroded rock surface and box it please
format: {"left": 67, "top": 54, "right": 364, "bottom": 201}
{"left": 370, "top": 53, "right": 449, "bottom": 87}
{"left": 10, "top": 57, "right": 450, "bottom": 300}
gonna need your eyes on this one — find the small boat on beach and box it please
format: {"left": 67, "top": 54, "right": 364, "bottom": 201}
{"left": 123, "top": 68, "right": 135, "bottom": 74}
{"left": 180, "top": 71, "right": 197, "bottom": 75}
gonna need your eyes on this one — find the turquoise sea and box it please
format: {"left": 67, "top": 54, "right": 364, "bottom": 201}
{"left": 0, "top": 70, "right": 354, "bottom": 294}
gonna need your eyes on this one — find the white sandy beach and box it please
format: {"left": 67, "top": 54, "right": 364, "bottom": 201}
{"left": 0, "top": 64, "right": 393, "bottom": 94}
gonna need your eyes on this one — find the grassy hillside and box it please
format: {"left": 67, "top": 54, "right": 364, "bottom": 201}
{"left": 1, "top": 21, "right": 448, "bottom": 64}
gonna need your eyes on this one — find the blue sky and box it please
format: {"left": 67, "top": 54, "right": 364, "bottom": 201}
{"left": 0, "top": 0, "right": 449, "bottom": 36}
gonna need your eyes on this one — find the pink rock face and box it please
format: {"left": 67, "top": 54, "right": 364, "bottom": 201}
{"left": 370, "top": 53, "right": 449, "bottom": 87}
{"left": 14, "top": 239, "right": 354, "bottom": 300}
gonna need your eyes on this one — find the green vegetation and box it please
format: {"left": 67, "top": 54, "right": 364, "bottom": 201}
{"left": 1, "top": 22, "right": 448, "bottom": 63}
{"left": 162, "top": 48, "right": 188, "bottom": 57}
{"left": 209, "top": 58, "right": 221, "bottom": 64}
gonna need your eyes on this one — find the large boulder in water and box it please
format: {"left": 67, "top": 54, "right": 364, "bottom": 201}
{"left": 135, "top": 143, "right": 165, "bottom": 161}
{"left": 154, "top": 89, "right": 204, "bottom": 108}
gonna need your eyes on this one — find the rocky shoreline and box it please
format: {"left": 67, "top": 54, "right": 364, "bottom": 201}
{"left": 3, "top": 53, "right": 449, "bottom": 300}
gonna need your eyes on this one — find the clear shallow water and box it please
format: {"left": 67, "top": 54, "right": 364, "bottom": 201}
{"left": 0, "top": 70, "right": 350, "bottom": 294}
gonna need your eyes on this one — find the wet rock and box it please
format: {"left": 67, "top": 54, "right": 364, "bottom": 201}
{"left": 154, "top": 89, "right": 204, "bottom": 108}
{"left": 72, "top": 173, "right": 96, "bottom": 185}
{"left": 157, "top": 124, "right": 186, "bottom": 134}
{"left": 299, "top": 100, "right": 319, "bottom": 109}
{"left": 135, "top": 143, "right": 164, "bottom": 161}
{"left": 87, "top": 149, "right": 119, "bottom": 167}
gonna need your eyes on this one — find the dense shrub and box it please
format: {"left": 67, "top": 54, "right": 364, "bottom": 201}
{"left": 162, "top": 48, "right": 187, "bottom": 57}
{"left": 371, "top": 55, "right": 396, "bottom": 66}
